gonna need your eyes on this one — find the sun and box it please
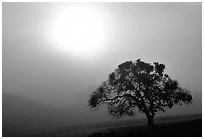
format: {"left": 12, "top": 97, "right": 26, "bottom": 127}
{"left": 49, "top": 6, "right": 107, "bottom": 59}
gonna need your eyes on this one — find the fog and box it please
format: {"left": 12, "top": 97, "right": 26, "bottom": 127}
{"left": 2, "top": 2, "right": 201, "bottom": 134}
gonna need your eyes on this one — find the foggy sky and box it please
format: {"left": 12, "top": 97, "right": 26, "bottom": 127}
{"left": 2, "top": 2, "right": 202, "bottom": 128}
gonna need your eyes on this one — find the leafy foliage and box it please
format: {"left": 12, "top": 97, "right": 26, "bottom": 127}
{"left": 88, "top": 59, "right": 192, "bottom": 119}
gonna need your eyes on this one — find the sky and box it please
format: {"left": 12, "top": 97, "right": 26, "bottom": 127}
{"left": 2, "top": 2, "right": 202, "bottom": 130}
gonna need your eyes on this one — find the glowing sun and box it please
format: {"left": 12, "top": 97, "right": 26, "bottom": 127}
{"left": 50, "top": 6, "right": 107, "bottom": 59}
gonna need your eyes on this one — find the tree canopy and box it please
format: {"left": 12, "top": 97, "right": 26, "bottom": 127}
{"left": 88, "top": 59, "right": 192, "bottom": 126}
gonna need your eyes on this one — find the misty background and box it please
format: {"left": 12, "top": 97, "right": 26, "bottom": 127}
{"left": 2, "top": 2, "right": 201, "bottom": 133}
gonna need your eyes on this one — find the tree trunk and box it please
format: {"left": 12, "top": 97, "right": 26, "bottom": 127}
{"left": 147, "top": 116, "right": 154, "bottom": 127}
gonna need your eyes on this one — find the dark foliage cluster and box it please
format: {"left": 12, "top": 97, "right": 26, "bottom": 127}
{"left": 89, "top": 59, "right": 192, "bottom": 120}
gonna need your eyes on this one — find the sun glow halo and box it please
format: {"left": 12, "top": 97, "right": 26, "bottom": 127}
{"left": 51, "top": 6, "right": 107, "bottom": 59}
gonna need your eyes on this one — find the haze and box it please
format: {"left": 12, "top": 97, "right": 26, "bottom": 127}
{"left": 2, "top": 2, "right": 201, "bottom": 132}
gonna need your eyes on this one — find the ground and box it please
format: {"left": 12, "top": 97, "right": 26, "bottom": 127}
{"left": 3, "top": 114, "right": 202, "bottom": 137}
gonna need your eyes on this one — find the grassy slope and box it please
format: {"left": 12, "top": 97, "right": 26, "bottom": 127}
{"left": 89, "top": 118, "right": 201, "bottom": 137}
{"left": 26, "top": 113, "right": 202, "bottom": 137}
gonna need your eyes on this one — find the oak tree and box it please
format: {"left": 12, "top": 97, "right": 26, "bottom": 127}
{"left": 88, "top": 59, "right": 192, "bottom": 126}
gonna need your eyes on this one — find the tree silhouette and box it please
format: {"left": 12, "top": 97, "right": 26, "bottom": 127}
{"left": 88, "top": 59, "right": 192, "bottom": 126}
